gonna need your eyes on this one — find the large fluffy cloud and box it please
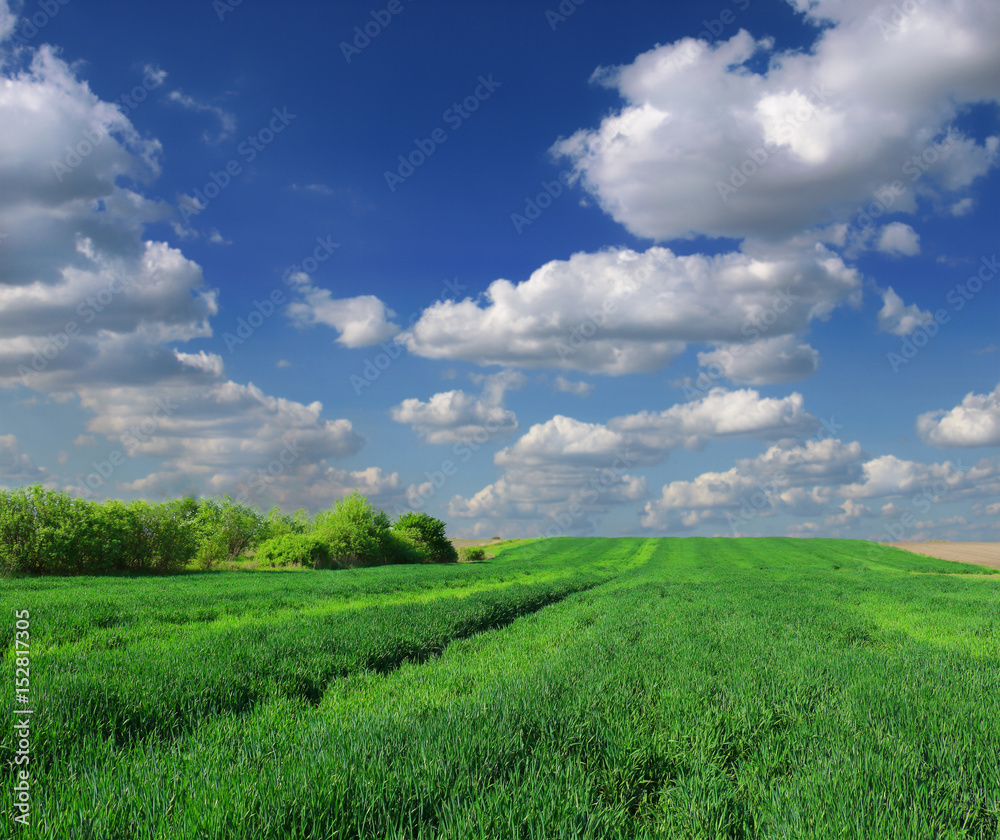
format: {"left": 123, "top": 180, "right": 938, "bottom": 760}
{"left": 917, "top": 384, "right": 1000, "bottom": 447}
{"left": 0, "top": 36, "right": 389, "bottom": 509}
{"left": 400, "top": 244, "right": 860, "bottom": 375}
{"left": 553, "top": 0, "right": 1000, "bottom": 241}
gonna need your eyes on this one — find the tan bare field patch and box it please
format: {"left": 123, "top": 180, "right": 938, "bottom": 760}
{"left": 889, "top": 541, "right": 1000, "bottom": 571}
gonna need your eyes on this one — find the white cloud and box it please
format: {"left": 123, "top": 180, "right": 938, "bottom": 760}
{"left": 167, "top": 90, "right": 236, "bottom": 143}
{"left": 0, "top": 434, "right": 48, "bottom": 486}
{"left": 876, "top": 286, "right": 933, "bottom": 336}
{"left": 446, "top": 388, "right": 817, "bottom": 535}
{"left": 401, "top": 244, "right": 860, "bottom": 375}
{"left": 877, "top": 222, "right": 921, "bottom": 256}
{"left": 0, "top": 0, "right": 16, "bottom": 43}
{"left": 917, "top": 384, "right": 1000, "bottom": 447}
{"left": 552, "top": 1, "right": 1000, "bottom": 241}
{"left": 553, "top": 376, "right": 593, "bottom": 396}
{"left": 949, "top": 197, "right": 975, "bottom": 216}
{"left": 391, "top": 370, "right": 524, "bottom": 445}
{"left": 286, "top": 273, "right": 400, "bottom": 348}
{"left": 697, "top": 335, "right": 821, "bottom": 385}
{"left": 0, "top": 39, "right": 392, "bottom": 511}
{"left": 641, "top": 435, "right": 1000, "bottom": 534}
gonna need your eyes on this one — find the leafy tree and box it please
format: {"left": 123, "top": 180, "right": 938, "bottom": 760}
{"left": 312, "top": 491, "right": 392, "bottom": 567}
{"left": 393, "top": 511, "right": 458, "bottom": 563}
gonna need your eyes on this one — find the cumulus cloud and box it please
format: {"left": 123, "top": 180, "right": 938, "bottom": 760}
{"left": 876, "top": 286, "right": 933, "bottom": 336}
{"left": 0, "top": 37, "right": 390, "bottom": 510}
{"left": 286, "top": 273, "right": 400, "bottom": 348}
{"left": 877, "top": 222, "right": 921, "bottom": 256}
{"left": 641, "top": 434, "right": 999, "bottom": 535}
{"left": 400, "top": 244, "right": 859, "bottom": 375}
{"left": 445, "top": 388, "right": 816, "bottom": 535}
{"left": 391, "top": 370, "right": 524, "bottom": 445}
{"left": 552, "top": 0, "right": 1000, "bottom": 241}
{"left": 917, "top": 384, "right": 1000, "bottom": 447}
{"left": 697, "top": 335, "right": 821, "bottom": 385}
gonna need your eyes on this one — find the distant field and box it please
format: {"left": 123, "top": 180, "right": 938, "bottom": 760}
{"left": 2, "top": 537, "right": 999, "bottom": 838}
{"left": 890, "top": 541, "right": 1000, "bottom": 571}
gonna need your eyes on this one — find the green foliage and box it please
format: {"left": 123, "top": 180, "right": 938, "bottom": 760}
{"left": 261, "top": 506, "right": 309, "bottom": 541}
{"left": 460, "top": 545, "right": 487, "bottom": 562}
{"left": 255, "top": 533, "right": 332, "bottom": 568}
{"left": 393, "top": 511, "right": 458, "bottom": 563}
{"left": 312, "top": 491, "right": 393, "bottom": 567}
{"left": 0, "top": 486, "right": 195, "bottom": 575}
{"left": 192, "top": 496, "right": 267, "bottom": 568}
{"left": 382, "top": 530, "right": 427, "bottom": 566}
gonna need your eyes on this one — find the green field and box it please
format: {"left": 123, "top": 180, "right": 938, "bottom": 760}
{"left": 3, "top": 538, "right": 1000, "bottom": 838}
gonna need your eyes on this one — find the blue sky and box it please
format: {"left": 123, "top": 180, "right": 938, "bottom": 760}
{"left": 1, "top": 0, "right": 998, "bottom": 540}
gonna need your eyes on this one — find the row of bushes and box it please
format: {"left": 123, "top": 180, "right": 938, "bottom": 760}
{"left": 0, "top": 486, "right": 457, "bottom": 575}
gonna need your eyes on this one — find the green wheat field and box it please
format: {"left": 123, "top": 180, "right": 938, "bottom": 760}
{"left": 2, "top": 537, "right": 999, "bottom": 838}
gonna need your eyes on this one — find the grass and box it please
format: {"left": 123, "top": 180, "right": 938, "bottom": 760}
{"left": 1, "top": 537, "right": 999, "bottom": 838}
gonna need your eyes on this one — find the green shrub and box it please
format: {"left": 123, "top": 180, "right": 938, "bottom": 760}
{"left": 313, "top": 491, "right": 392, "bottom": 567}
{"left": 256, "top": 533, "right": 332, "bottom": 568}
{"left": 193, "top": 496, "right": 267, "bottom": 568}
{"left": 392, "top": 511, "right": 458, "bottom": 563}
{"left": 260, "top": 506, "right": 310, "bottom": 541}
{"left": 0, "top": 486, "right": 195, "bottom": 575}
{"left": 460, "top": 546, "right": 487, "bottom": 562}
{"left": 383, "top": 530, "right": 427, "bottom": 566}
